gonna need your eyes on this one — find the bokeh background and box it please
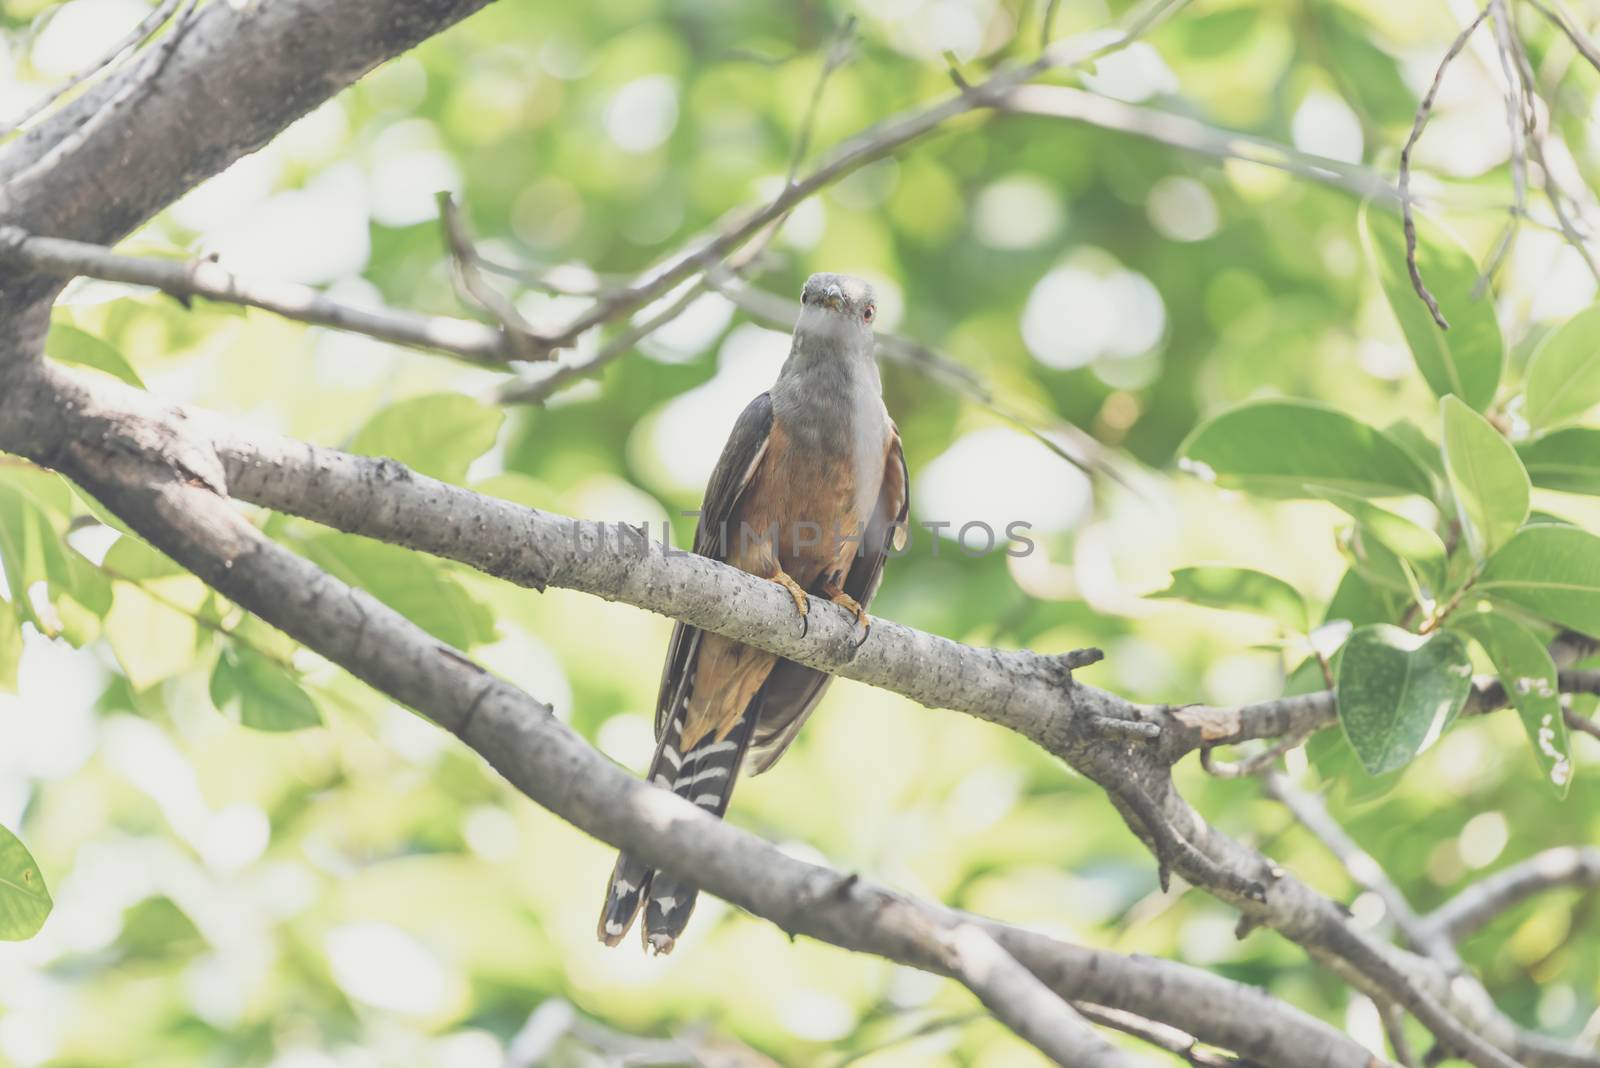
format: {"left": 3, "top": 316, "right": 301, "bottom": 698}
{"left": 0, "top": 0, "right": 1597, "bottom": 1064}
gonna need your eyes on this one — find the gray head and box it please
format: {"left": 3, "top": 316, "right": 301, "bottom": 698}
{"left": 795, "top": 272, "right": 877, "bottom": 354}
{"left": 778, "top": 272, "right": 882, "bottom": 392}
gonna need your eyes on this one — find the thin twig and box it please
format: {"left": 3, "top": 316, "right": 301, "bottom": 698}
{"left": 1041, "top": 0, "right": 1065, "bottom": 51}
{"left": 1262, "top": 772, "right": 1460, "bottom": 967}
{"left": 1506, "top": 8, "right": 1600, "bottom": 285}
{"left": 1199, "top": 726, "right": 1312, "bottom": 779}
{"left": 787, "top": 16, "right": 856, "bottom": 185}
{"left": 1476, "top": 0, "right": 1527, "bottom": 298}
{"left": 489, "top": 17, "right": 855, "bottom": 404}
{"left": 492, "top": 275, "right": 715, "bottom": 405}
{"left": 937, "top": 925, "right": 1140, "bottom": 1068}
{"left": 0, "top": 0, "right": 184, "bottom": 138}
{"left": 1076, "top": 1004, "right": 1258, "bottom": 1067}
{"left": 437, "top": 192, "right": 547, "bottom": 359}
{"left": 1421, "top": 847, "right": 1600, "bottom": 942}
{"left": 0, "top": 228, "right": 526, "bottom": 367}
{"left": 528, "top": 0, "right": 1191, "bottom": 355}
{"left": 1398, "top": 6, "right": 1493, "bottom": 330}
{"left": 1528, "top": 0, "right": 1600, "bottom": 75}
{"left": 1379, "top": 999, "right": 1424, "bottom": 1068}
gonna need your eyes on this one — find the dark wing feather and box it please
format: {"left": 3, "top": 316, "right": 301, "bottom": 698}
{"left": 749, "top": 426, "right": 909, "bottom": 772}
{"left": 653, "top": 392, "right": 775, "bottom": 738}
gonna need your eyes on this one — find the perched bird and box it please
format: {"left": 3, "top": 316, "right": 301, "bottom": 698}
{"left": 598, "top": 272, "right": 909, "bottom": 954}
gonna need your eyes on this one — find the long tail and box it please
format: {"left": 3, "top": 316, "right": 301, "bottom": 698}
{"left": 597, "top": 710, "right": 757, "bottom": 953}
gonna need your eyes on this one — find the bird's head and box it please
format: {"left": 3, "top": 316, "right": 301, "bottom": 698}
{"left": 798, "top": 272, "right": 877, "bottom": 336}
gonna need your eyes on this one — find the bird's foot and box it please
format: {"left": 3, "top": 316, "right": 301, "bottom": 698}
{"left": 768, "top": 569, "right": 811, "bottom": 637}
{"left": 825, "top": 588, "right": 871, "bottom": 647}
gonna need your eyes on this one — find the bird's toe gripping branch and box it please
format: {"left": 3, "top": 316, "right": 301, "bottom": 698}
{"left": 821, "top": 574, "right": 871, "bottom": 648}
{"left": 767, "top": 568, "right": 812, "bottom": 637}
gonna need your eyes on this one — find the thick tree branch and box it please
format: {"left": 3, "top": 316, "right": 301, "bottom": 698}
{"left": 0, "top": 228, "right": 528, "bottom": 367}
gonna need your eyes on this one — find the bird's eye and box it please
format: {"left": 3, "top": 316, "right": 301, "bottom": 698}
{"left": 863, "top": 304, "right": 876, "bottom": 323}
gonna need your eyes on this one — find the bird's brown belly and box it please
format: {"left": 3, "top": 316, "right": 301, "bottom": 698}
{"left": 678, "top": 418, "right": 879, "bottom": 750}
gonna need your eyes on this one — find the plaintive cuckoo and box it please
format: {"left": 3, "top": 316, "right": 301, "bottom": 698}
{"left": 598, "top": 272, "right": 909, "bottom": 953}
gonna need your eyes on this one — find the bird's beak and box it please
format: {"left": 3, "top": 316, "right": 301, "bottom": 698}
{"left": 823, "top": 283, "right": 845, "bottom": 311}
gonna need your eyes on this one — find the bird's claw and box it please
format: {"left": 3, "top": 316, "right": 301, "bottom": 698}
{"left": 768, "top": 570, "right": 811, "bottom": 637}
{"left": 849, "top": 612, "right": 871, "bottom": 649}
{"left": 825, "top": 589, "right": 871, "bottom": 648}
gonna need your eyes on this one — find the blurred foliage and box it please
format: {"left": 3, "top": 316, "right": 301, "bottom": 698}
{"left": 2, "top": 0, "right": 1600, "bottom": 1065}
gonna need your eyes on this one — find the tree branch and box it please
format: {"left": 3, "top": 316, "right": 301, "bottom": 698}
{"left": 1264, "top": 772, "right": 1460, "bottom": 966}
{"left": 0, "top": 227, "right": 529, "bottom": 367}
{"left": 1422, "top": 847, "right": 1600, "bottom": 943}
{"left": 938, "top": 925, "right": 1146, "bottom": 1067}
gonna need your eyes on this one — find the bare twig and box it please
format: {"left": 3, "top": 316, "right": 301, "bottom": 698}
{"left": 1528, "top": 0, "right": 1600, "bottom": 75}
{"left": 1505, "top": 10, "right": 1600, "bottom": 285}
{"left": 1477, "top": 0, "right": 1528, "bottom": 298}
{"left": 1422, "top": 847, "right": 1600, "bottom": 942}
{"left": 489, "top": 17, "right": 853, "bottom": 404}
{"left": 491, "top": 275, "right": 716, "bottom": 405}
{"left": 0, "top": 0, "right": 184, "bottom": 138}
{"left": 1040, "top": 0, "right": 1065, "bottom": 51}
{"left": 1262, "top": 773, "right": 1460, "bottom": 967}
{"left": 938, "top": 925, "right": 1142, "bottom": 1068}
{"left": 528, "top": 0, "right": 1191, "bottom": 355}
{"left": 1076, "top": 1003, "right": 1259, "bottom": 1067}
{"left": 0, "top": 228, "right": 526, "bottom": 367}
{"left": 437, "top": 192, "right": 547, "bottom": 359}
{"left": 1398, "top": 6, "right": 1493, "bottom": 329}
{"left": 1199, "top": 726, "right": 1314, "bottom": 779}
{"left": 788, "top": 16, "right": 857, "bottom": 185}
{"left": 998, "top": 85, "right": 1397, "bottom": 201}
{"left": 1381, "top": 999, "right": 1425, "bottom": 1068}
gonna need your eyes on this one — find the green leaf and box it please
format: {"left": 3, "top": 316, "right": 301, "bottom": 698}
{"left": 350, "top": 394, "right": 505, "bottom": 484}
{"left": 102, "top": 535, "right": 185, "bottom": 582}
{"left": 0, "top": 823, "right": 51, "bottom": 940}
{"left": 104, "top": 582, "right": 198, "bottom": 690}
{"left": 1315, "top": 487, "right": 1448, "bottom": 595}
{"left": 1439, "top": 395, "right": 1529, "bottom": 561}
{"left": 1149, "top": 566, "right": 1308, "bottom": 631}
{"left": 44, "top": 323, "right": 145, "bottom": 388}
{"left": 1478, "top": 525, "right": 1600, "bottom": 635}
{"left": 211, "top": 648, "right": 322, "bottom": 731}
{"left": 1336, "top": 624, "right": 1472, "bottom": 775}
{"left": 1450, "top": 612, "right": 1572, "bottom": 797}
{"left": 305, "top": 534, "right": 495, "bottom": 650}
{"left": 1524, "top": 304, "right": 1600, "bottom": 429}
{"left": 1359, "top": 202, "right": 1502, "bottom": 410}
{"left": 0, "top": 597, "right": 20, "bottom": 693}
{"left": 1517, "top": 428, "right": 1600, "bottom": 495}
{"left": 1179, "top": 399, "right": 1433, "bottom": 499}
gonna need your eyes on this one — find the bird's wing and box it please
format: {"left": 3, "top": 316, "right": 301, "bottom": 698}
{"left": 748, "top": 425, "right": 909, "bottom": 773}
{"left": 653, "top": 392, "right": 775, "bottom": 739}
